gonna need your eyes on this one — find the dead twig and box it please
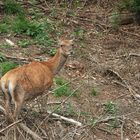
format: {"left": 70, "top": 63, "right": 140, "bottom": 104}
{"left": 97, "top": 127, "right": 117, "bottom": 136}
{"left": 0, "top": 119, "right": 22, "bottom": 134}
{"left": 5, "top": 39, "right": 18, "bottom": 48}
{"left": 47, "top": 101, "right": 62, "bottom": 105}
{"left": 120, "top": 29, "right": 140, "bottom": 38}
{"left": 47, "top": 110, "right": 82, "bottom": 126}
{"left": 121, "top": 116, "right": 125, "bottom": 140}
{"left": 3, "top": 54, "right": 32, "bottom": 63}
{"left": 105, "top": 69, "right": 137, "bottom": 100}
{"left": 129, "top": 53, "right": 140, "bottom": 57}
{"left": 19, "top": 123, "right": 43, "bottom": 140}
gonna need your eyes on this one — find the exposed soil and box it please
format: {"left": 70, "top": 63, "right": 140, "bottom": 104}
{"left": 0, "top": 1, "right": 140, "bottom": 140}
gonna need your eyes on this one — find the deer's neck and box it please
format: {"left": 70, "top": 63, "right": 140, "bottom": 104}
{"left": 45, "top": 48, "right": 68, "bottom": 75}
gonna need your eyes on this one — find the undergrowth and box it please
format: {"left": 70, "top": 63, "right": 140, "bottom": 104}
{"left": 0, "top": 61, "right": 18, "bottom": 76}
{"left": 3, "top": 0, "right": 24, "bottom": 15}
{"left": 53, "top": 77, "right": 76, "bottom": 97}
{"left": 1, "top": 0, "right": 55, "bottom": 55}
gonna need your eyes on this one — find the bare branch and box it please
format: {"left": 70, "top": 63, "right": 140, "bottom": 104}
{"left": 19, "top": 123, "right": 43, "bottom": 140}
{"left": 47, "top": 110, "right": 82, "bottom": 126}
{"left": 0, "top": 119, "right": 22, "bottom": 134}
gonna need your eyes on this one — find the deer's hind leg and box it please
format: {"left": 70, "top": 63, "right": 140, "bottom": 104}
{"left": 11, "top": 85, "right": 25, "bottom": 120}
{"left": 3, "top": 90, "right": 13, "bottom": 121}
{"left": 1, "top": 83, "right": 13, "bottom": 122}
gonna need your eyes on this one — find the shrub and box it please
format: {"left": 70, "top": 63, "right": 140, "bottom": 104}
{"left": 3, "top": 0, "right": 24, "bottom": 15}
{"left": 119, "top": 0, "right": 140, "bottom": 12}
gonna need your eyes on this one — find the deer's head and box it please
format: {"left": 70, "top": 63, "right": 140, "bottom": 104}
{"left": 58, "top": 39, "right": 74, "bottom": 56}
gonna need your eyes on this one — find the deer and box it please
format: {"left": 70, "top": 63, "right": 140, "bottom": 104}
{"left": 0, "top": 39, "right": 74, "bottom": 121}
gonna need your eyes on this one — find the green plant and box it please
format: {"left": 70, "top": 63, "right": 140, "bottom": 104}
{"left": 104, "top": 101, "right": 118, "bottom": 114}
{"left": 0, "top": 61, "right": 18, "bottom": 76}
{"left": 48, "top": 47, "right": 57, "bottom": 56}
{"left": 109, "top": 118, "right": 120, "bottom": 128}
{"left": 35, "top": 33, "right": 54, "bottom": 47}
{"left": 0, "top": 44, "right": 12, "bottom": 48}
{"left": 91, "top": 87, "right": 98, "bottom": 96}
{"left": 18, "top": 39, "right": 30, "bottom": 48}
{"left": 88, "top": 118, "right": 98, "bottom": 127}
{"left": 110, "top": 12, "right": 121, "bottom": 28}
{"left": 53, "top": 77, "right": 73, "bottom": 97}
{"left": 3, "top": 0, "right": 24, "bottom": 15}
{"left": 0, "top": 23, "right": 9, "bottom": 33}
{"left": 0, "top": 16, "right": 14, "bottom": 34}
{"left": 119, "top": 0, "right": 140, "bottom": 12}
{"left": 0, "top": 53, "right": 5, "bottom": 62}
{"left": 73, "top": 28, "right": 85, "bottom": 39}
{"left": 65, "top": 102, "right": 77, "bottom": 116}
{"left": 12, "top": 16, "right": 44, "bottom": 37}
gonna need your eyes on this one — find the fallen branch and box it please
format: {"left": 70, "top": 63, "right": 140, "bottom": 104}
{"left": 105, "top": 69, "right": 137, "bottom": 100}
{"left": 104, "top": 69, "right": 124, "bottom": 83}
{"left": 98, "top": 116, "right": 121, "bottom": 123}
{"left": 5, "top": 39, "right": 18, "bottom": 48}
{"left": 129, "top": 53, "right": 140, "bottom": 57}
{"left": 0, "top": 119, "right": 22, "bottom": 134}
{"left": 47, "top": 101, "right": 62, "bottom": 105}
{"left": 120, "top": 29, "right": 140, "bottom": 38}
{"left": 97, "top": 127, "right": 117, "bottom": 136}
{"left": 3, "top": 54, "right": 30, "bottom": 63}
{"left": 47, "top": 110, "right": 82, "bottom": 126}
{"left": 19, "top": 123, "right": 43, "bottom": 140}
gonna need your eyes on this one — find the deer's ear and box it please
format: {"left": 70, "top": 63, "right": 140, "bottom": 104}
{"left": 69, "top": 39, "right": 73, "bottom": 43}
{"left": 58, "top": 39, "right": 62, "bottom": 45}
{"left": 69, "top": 39, "right": 74, "bottom": 45}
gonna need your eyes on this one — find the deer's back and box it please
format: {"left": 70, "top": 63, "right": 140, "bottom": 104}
{"left": 1, "top": 62, "right": 53, "bottom": 99}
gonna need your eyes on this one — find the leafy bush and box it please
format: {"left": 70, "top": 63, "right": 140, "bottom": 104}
{"left": 119, "top": 0, "right": 140, "bottom": 12}
{"left": 12, "top": 16, "right": 44, "bottom": 37}
{"left": 0, "top": 23, "right": 9, "bottom": 33}
{"left": 3, "top": 0, "right": 24, "bottom": 15}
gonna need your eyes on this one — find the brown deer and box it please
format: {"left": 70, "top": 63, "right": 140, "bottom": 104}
{"left": 0, "top": 39, "right": 73, "bottom": 121}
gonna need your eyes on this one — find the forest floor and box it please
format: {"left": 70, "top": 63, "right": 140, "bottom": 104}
{"left": 0, "top": 0, "right": 140, "bottom": 140}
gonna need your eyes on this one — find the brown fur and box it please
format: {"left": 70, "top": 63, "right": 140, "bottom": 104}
{"left": 0, "top": 39, "right": 73, "bottom": 121}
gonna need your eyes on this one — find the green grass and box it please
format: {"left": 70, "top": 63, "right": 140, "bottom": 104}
{"left": 88, "top": 118, "right": 98, "bottom": 127}
{"left": 110, "top": 12, "right": 121, "bottom": 28}
{"left": 12, "top": 16, "right": 44, "bottom": 37}
{"left": 91, "top": 87, "right": 98, "bottom": 96}
{"left": 18, "top": 39, "right": 30, "bottom": 48}
{"left": 0, "top": 44, "right": 12, "bottom": 49}
{"left": 0, "top": 15, "right": 55, "bottom": 54}
{"left": 104, "top": 101, "right": 118, "bottom": 114}
{"left": 0, "top": 61, "right": 18, "bottom": 76}
{"left": 53, "top": 77, "right": 74, "bottom": 97}
{"left": 0, "top": 0, "right": 56, "bottom": 55}
{"left": 118, "top": 0, "right": 140, "bottom": 12}
{"left": 0, "top": 53, "right": 6, "bottom": 62}
{"left": 0, "top": 23, "right": 9, "bottom": 34}
{"left": 48, "top": 102, "right": 76, "bottom": 117}
{"left": 109, "top": 118, "right": 120, "bottom": 128}
{"left": 73, "top": 28, "right": 86, "bottom": 39}
{"left": 3, "top": 0, "right": 24, "bottom": 15}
